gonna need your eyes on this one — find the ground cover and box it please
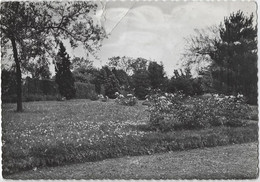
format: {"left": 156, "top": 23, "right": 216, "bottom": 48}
{"left": 2, "top": 99, "right": 258, "bottom": 176}
{"left": 6, "top": 142, "right": 258, "bottom": 179}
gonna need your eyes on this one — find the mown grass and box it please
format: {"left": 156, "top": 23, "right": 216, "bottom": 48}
{"left": 2, "top": 99, "right": 258, "bottom": 177}
{"left": 6, "top": 142, "right": 258, "bottom": 179}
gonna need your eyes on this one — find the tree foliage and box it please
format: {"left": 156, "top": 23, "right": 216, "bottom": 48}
{"left": 183, "top": 11, "right": 257, "bottom": 104}
{"left": 148, "top": 61, "right": 167, "bottom": 90}
{"left": 211, "top": 11, "right": 257, "bottom": 104}
{"left": 0, "top": 1, "right": 105, "bottom": 111}
{"left": 168, "top": 68, "right": 203, "bottom": 96}
{"left": 94, "top": 66, "right": 120, "bottom": 98}
{"left": 132, "top": 69, "right": 151, "bottom": 99}
{"left": 25, "top": 58, "right": 51, "bottom": 79}
{"left": 108, "top": 56, "right": 148, "bottom": 75}
{"left": 55, "top": 42, "right": 76, "bottom": 99}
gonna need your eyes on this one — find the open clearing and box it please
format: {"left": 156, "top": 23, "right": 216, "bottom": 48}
{"left": 6, "top": 142, "right": 258, "bottom": 179}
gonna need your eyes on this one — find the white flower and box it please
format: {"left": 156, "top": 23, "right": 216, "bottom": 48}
{"left": 234, "top": 41, "right": 241, "bottom": 45}
{"left": 237, "top": 93, "right": 243, "bottom": 98}
{"left": 118, "top": 94, "right": 124, "bottom": 98}
{"left": 159, "top": 96, "right": 166, "bottom": 100}
{"left": 98, "top": 94, "right": 104, "bottom": 99}
{"left": 230, "top": 95, "right": 235, "bottom": 99}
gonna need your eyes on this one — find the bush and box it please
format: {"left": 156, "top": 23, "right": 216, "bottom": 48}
{"left": 89, "top": 92, "right": 99, "bottom": 101}
{"left": 147, "top": 92, "right": 251, "bottom": 131}
{"left": 115, "top": 92, "right": 138, "bottom": 106}
{"left": 75, "top": 82, "right": 96, "bottom": 99}
{"left": 2, "top": 95, "right": 18, "bottom": 103}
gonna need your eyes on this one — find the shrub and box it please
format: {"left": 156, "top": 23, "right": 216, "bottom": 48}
{"left": 115, "top": 92, "right": 138, "bottom": 106}
{"left": 75, "top": 82, "right": 96, "bottom": 99}
{"left": 2, "top": 95, "right": 17, "bottom": 103}
{"left": 147, "top": 92, "right": 251, "bottom": 131}
{"left": 89, "top": 92, "right": 99, "bottom": 101}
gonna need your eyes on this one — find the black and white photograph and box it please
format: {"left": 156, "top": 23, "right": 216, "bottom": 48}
{"left": 1, "top": 0, "right": 258, "bottom": 180}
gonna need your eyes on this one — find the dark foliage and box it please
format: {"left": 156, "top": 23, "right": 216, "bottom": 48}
{"left": 1, "top": 69, "right": 17, "bottom": 96}
{"left": 55, "top": 42, "right": 76, "bottom": 99}
{"left": 201, "top": 11, "right": 257, "bottom": 104}
{"left": 132, "top": 70, "right": 151, "bottom": 99}
{"left": 168, "top": 68, "right": 203, "bottom": 96}
{"left": 75, "top": 82, "right": 96, "bottom": 99}
{"left": 148, "top": 61, "right": 167, "bottom": 91}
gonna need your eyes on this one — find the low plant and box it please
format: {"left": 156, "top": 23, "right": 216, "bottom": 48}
{"left": 115, "top": 92, "right": 138, "bottom": 106}
{"left": 2, "top": 100, "right": 257, "bottom": 176}
{"left": 147, "top": 92, "right": 251, "bottom": 131}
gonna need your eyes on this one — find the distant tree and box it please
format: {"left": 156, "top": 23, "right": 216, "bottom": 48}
{"left": 108, "top": 56, "right": 148, "bottom": 75}
{"left": 168, "top": 68, "right": 203, "bottom": 95}
{"left": 132, "top": 69, "right": 151, "bottom": 99}
{"left": 182, "top": 25, "right": 220, "bottom": 72}
{"left": 55, "top": 42, "right": 76, "bottom": 99}
{"left": 148, "top": 61, "right": 166, "bottom": 90}
{"left": 73, "top": 67, "right": 95, "bottom": 83}
{"left": 169, "top": 68, "right": 193, "bottom": 95}
{"left": 72, "top": 57, "right": 95, "bottom": 83}
{"left": 71, "top": 57, "right": 93, "bottom": 71}
{"left": 108, "top": 56, "right": 133, "bottom": 74}
{"left": 94, "top": 66, "right": 120, "bottom": 98}
{"left": 25, "top": 58, "right": 51, "bottom": 79}
{"left": 112, "top": 68, "right": 131, "bottom": 92}
{"left": 0, "top": 1, "right": 105, "bottom": 111}
{"left": 131, "top": 57, "right": 148, "bottom": 74}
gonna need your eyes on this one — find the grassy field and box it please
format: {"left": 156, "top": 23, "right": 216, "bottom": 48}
{"left": 2, "top": 99, "right": 258, "bottom": 176}
{"left": 6, "top": 142, "right": 258, "bottom": 179}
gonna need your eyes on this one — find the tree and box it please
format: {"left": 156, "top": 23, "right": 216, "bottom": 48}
{"left": 73, "top": 67, "right": 95, "bottom": 83}
{"left": 168, "top": 68, "right": 203, "bottom": 96}
{"left": 112, "top": 68, "right": 131, "bottom": 93}
{"left": 0, "top": 1, "right": 105, "bottom": 111}
{"left": 211, "top": 11, "right": 257, "bottom": 103}
{"left": 55, "top": 42, "right": 76, "bottom": 99}
{"left": 107, "top": 56, "right": 148, "bottom": 75}
{"left": 132, "top": 70, "right": 151, "bottom": 99}
{"left": 148, "top": 61, "right": 166, "bottom": 90}
{"left": 182, "top": 25, "right": 220, "bottom": 72}
{"left": 72, "top": 57, "right": 95, "bottom": 83}
{"left": 183, "top": 11, "right": 257, "bottom": 103}
{"left": 71, "top": 57, "right": 93, "bottom": 71}
{"left": 108, "top": 56, "right": 133, "bottom": 74}
{"left": 94, "top": 66, "right": 120, "bottom": 98}
{"left": 24, "top": 58, "right": 51, "bottom": 79}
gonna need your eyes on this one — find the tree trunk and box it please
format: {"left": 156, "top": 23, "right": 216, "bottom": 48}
{"left": 11, "top": 37, "right": 23, "bottom": 112}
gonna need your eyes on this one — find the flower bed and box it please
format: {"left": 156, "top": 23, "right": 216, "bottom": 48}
{"left": 146, "top": 92, "right": 251, "bottom": 131}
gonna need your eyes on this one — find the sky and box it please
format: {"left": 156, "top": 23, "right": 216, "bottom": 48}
{"left": 62, "top": 1, "right": 257, "bottom": 76}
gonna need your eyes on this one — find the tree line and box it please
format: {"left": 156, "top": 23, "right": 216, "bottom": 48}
{"left": 1, "top": 1, "right": 257, "bottom": 112}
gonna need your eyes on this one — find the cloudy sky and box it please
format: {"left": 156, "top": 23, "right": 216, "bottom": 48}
{"left": 69, "top": 1, "right": 257, "bottom": 76}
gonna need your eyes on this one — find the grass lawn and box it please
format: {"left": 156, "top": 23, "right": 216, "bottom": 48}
{"left": 2, "top": 99, "right": 258, "bottom": 176}
{"left": 5, "top": 142, "right": 258, "bottom": 179}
